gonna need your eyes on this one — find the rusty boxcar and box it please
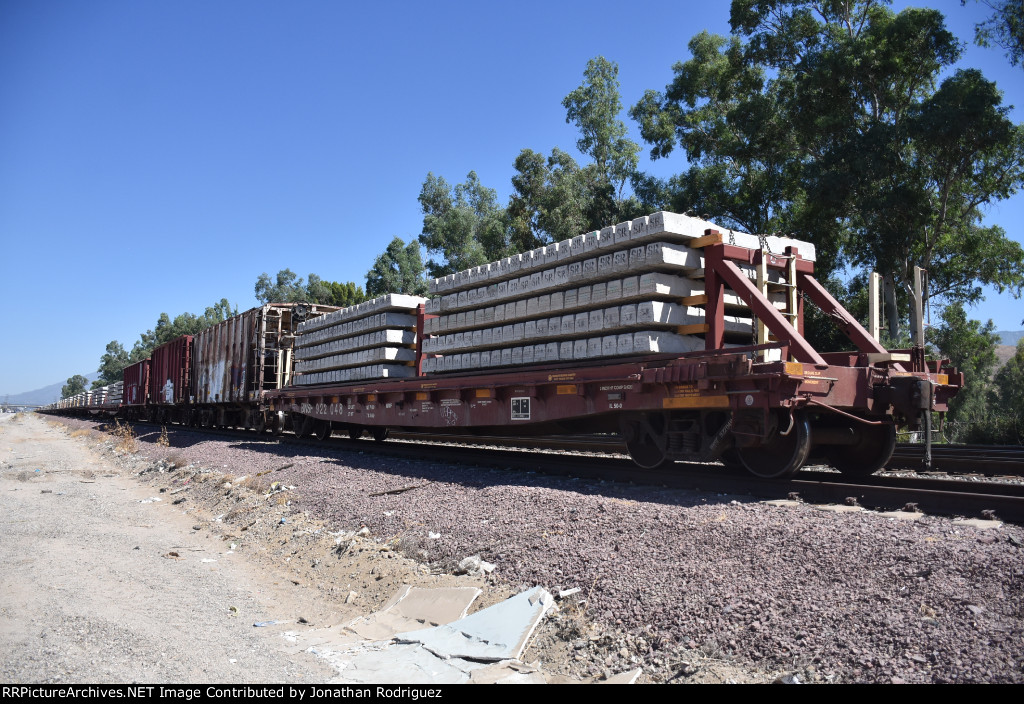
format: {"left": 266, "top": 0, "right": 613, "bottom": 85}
{"left": 149, "top": 335, "right": 192, "bottom": 421}
{"left": 190, "top": 302, "right": 339, "bottom": 430}
{"left": 122, "top": 359, "right": 150, "bottom": 410}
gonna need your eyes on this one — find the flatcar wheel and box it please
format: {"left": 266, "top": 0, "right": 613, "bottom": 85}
{"left": 312, "top": 421, "right": 332, "bottom": 441}
{"left": 621, "top": 414, "right": 671, "bottom": 470}
{"left": 271, "top": 411, "right": 286, "bottom": 436}
{"left": 827, "top": 421, "right": 897, "bottom": 476}
{"left": 348, "top": 426, "right": 363, "bottom": 440}
{"left": 719, "top": 448, "right": 746, "bottom": 473}
{"left": 737, "top": 411, "right": 811, "bottom": 479}
{"left": 253, "top": 413, "right": 267, "bottom": 434}
{"left": 372, "top": 427, "right": 389, "bottom": 443}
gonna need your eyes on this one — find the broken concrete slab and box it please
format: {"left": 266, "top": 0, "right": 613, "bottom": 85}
{"left": 314, "top": 642, "right": 490, "bottom": 684}
{"left": 468, "top": 661, "right": 546, "bottom": 684}
{"left": 345, "top": 585, "right": 482, "bottom": 642}
{"left": 395, "top": 586, "right": 555, "bottom": 662}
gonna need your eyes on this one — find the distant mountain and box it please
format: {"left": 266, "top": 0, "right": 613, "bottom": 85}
{"left": 997, "top": 331, "right": 1024, "bottom": 346}
{"left": 2, "top": 372, "right": 101, "bottom": 406}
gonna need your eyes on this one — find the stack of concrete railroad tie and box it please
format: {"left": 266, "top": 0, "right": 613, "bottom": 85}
{"left": 422, "top": 211, "right": 816, "bottom": 373}
{"left": 101, "top": 381, "right": 123, "bottom": 406}
{"left": 84, "top": 382, "right": 122, "bottom": 407}
{"left": 293, "top": 294, "right": 427, "bottom": 385}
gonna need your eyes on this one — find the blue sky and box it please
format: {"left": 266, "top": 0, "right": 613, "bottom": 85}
{"left": 1, "top": 0, "right": 1022, "bottom": 396}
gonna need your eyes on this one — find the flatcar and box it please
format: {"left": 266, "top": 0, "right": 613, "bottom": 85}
{"left": 44, "top": 211, "right": 961, "bottom": 478}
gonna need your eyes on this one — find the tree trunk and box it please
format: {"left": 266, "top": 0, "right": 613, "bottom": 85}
{"left": 883, "top": 274, "right": 900, "bottom": 341}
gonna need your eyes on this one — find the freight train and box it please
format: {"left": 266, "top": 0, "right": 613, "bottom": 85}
{"left": 44, "top": 211, "right": 962, "bottom": 478}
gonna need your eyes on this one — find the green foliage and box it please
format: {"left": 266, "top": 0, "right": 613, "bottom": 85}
{"left": 95, "top": 299, "right": 242, "bottom": 386}
{"left": 970, "top": 0, "right": 1024, "bottom": 68}
{"left": 412, "top": 57, "right": 649, "bottom": 280}
{"left": 507, "top": 148, "right": 628, "bottom": 248}
{"left": 306, "top": 275, "right": 367, "bottom": 307}
{"left": 97, "top": 341, "right": 130, "bottom": 385}
{"left": 366, "top": 237, "right": 428, "bottom": 297}
{"left": 800, "top": 275, "right": 875, "bottom": 353}
{"left": 254, "top": 269, "right": 307, "bottom": 304}
{"left": 631, "top": 0, "right": 1024, "bottom": 334}
{"left": 506, "top": 57, "right": 645, "bottom": 250}
{"left": 61, "top": 375, "right": 88, "bottom": 399}
{"left": 929, "top": 302, "right": 1004, "bottom": 442}
{"left": 129, "top": 299, "right": 238, "bottom": 362}
{"left": 254, "top": 269, "right": 365, "bottom": 306}
{"left": 562, "top": 57, "right": 641, "bottom": 202}
{"left": 417, "top": 171, "right": 509, "bottom": 278}
{"left": 992, "top": 340, "right": 1024, "bottom": 442}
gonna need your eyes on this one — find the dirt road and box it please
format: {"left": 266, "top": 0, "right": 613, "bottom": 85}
{"left": 0, "top": 413, "right": 336, "bottom": 683}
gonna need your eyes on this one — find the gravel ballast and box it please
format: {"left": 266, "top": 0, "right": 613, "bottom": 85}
{"left": 47, "top": 417, "right": 1024, "bottom": 683}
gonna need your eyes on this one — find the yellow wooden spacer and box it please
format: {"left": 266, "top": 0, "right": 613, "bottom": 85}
{"left": 690, "top": 233, "right": 724, "bottom": 249}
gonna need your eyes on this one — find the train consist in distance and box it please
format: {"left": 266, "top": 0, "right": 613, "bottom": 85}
{"left": 45, "top": 211, "right": 962, "bottom": 478}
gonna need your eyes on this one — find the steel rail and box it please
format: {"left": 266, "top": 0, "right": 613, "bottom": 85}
{"left": 71, "top": 418, "right": 1024, "bottom": 524}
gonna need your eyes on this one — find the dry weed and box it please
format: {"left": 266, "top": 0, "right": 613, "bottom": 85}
{"left": 157, "top": 426, "right": 170, "bottom": 447}
{"left": 69, "top": 429, "right": 92, "bottom": 439}
{"left": 111, "top": 420, "right": 138, "bottom": 454}
{"left": 165, "top": 452, "right": 187, "bottom": 468}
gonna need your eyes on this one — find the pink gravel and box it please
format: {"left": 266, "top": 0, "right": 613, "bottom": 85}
{"left": 55, "top": 418, "right": 1024, "bottom": 683}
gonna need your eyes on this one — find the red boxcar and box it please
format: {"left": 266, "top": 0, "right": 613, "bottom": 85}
{"left": 122, "top": 359, "right": 150, "bottom": 407}
{"left": 149, "top": 335, "right": 192, "bottom": 406}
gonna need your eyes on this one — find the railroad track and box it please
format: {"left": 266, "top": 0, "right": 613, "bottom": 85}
{"left": 82, "top": 418, "right": 1024, "bottom": 524}
{"left": 888, "top": 443, "right": 1024, "bottom": 475}
{"left": 385, "top": 434, "right": 1024, "bottom": 523}
{"left": 390, "top": 432, "right": 1024, "bottom": 476}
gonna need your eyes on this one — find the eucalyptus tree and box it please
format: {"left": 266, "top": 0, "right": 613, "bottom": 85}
{"left": 61, "top": 375, "right": 88, "bottom": 399}
{"left": 507, "top": 57, "right": 645, "bottom": 248}
{"left": 366, "top": 236, "right": 428, "bottom": 296}
{"left": 562, "top": 56, "right": 641, "bottom": 204}
{"left": 417, "top": 171, "right": 509, "bottom": 278}
{"left": 631, "top": 0, "right": 1024, "bottom": 339}
{"left": 970, "top": 0, "right": 1024, "bottom": 68}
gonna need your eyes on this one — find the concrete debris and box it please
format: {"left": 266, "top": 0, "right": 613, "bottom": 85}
{"left": 345, "top": 585, "right": 481, "bottom": 642}
{"left": 395, "top": 586, "right": 554, "bottom": 662}
{"left": 456, "top": 554, "right": 495, "bottom": 576}
{"left": 312, "top": 642, "right": 490, "bottom": 684}
{"left": 558, "top": 587, "right": 582, "bottom": 599}
{"left": 289, "top": 586, "right": 581, "bottom": 684}
{"left": 468, "top": 661, "right": 546, "bottom": 684}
